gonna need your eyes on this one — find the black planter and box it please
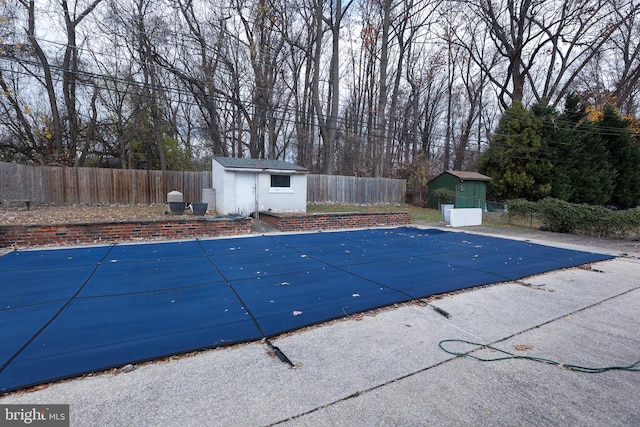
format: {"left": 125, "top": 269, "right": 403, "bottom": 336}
{"left": 169, "top": 201, "right": 186, "bottom": 215}
{"left": 191, "top": 202, "right": 208, "bottom": 216}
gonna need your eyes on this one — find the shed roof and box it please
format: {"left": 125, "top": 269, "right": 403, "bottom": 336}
{"left": 213, "top": 157, "right": 309, "bottom": 172}
{"left": 436, "top": 170, "right": 491, "bottom": 181}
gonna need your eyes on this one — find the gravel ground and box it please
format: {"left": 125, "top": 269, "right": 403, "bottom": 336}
{"left": 0, "top": 204, "right": 170, "bottom": 225}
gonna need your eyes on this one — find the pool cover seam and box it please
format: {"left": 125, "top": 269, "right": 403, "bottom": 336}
{"left": 269, "top": 230, "right": 577, "bottom": 285}
{"left": 267, "top": 235, "right": 424, "bottom": 304}
{"left": 337, "top": 228, "right": 606, "bottom": 269}
{"left": 272, "top": 231, "right": 465, "bottom": 265}
{"left": 0, "top": 244, "right": 117, "bottom": 374}
{"left": 0, "top": 263, "right": 102, "bottom": 273}
{"left": 1, "top": 298, "right": 75, "bottom": 312}
{"left": 14, "top": 321, "right": 258, "bottom": 363}
{"left": 269, "top": 234, "right": 510, "bottom": 303}
{"left": 196, "top": 239, "right": 268, "bottom": 338}
{"left": 73, "top": 280, "right": 228, "bottom": 299}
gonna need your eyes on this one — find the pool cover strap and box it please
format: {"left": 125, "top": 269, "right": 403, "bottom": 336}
{"left": 196, "top": 239, "right": 266, "bottom": 338}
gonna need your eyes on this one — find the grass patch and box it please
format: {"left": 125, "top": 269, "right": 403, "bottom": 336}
{"left": 307, "top": 204, "right": 443, "bottom": 222}
{"left": 307, "top": 203, "right": 542, "bottom": 230}
{"left": 481, "top": 212, "right": 541, "bottom": 229}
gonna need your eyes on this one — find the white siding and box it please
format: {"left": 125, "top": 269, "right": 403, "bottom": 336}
{"left": 257, "top": 173, "right": 307, "bottom": 213}
{"left": 212, "top": 159, "right": 307, "bottom": 215}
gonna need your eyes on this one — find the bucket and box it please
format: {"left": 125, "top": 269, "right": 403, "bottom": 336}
{"left": 169, "top": 201, "right": 186, "bottom": 215}
{"left": 441, "top": 204, "right": 454, "bottom": 223}
{"left": 191, "top": 202, "right": 208, "bottom": 216}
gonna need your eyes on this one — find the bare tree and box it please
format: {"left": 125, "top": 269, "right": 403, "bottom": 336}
{"left": 457, "top": 0, "right": 626, "bottom": 109}
{"left": 61, "top": 0, "right": 104, "bottom": 164}
{"left": 0, "top": 1, "right": 39, "bottom": 158}
{"left": 311, "top": 0, "right": 354, "bottom": 174}
{"left": 19, "top": 0, "right": 65, "bottom": 161}
{"left": 2, "top": 0, "right": 640, "bottom": 176}
{"left": 14, "top": 0, "right": 103, "bottom": 164}
{"left": 237, "top": 0, "right": 287, "bottom": 159}
{"left": 609, "top": 0, "right": 640, "bottom": 115}
{"left": 280, "top": 0, "right": 317, "bottom": 169}
{"left": 383, "top": 0, "right": 444, "bottom": 175}
{"left": 340, "top": 0, "right": 380, "bottom": 176}
{"left": 440, "top": 11, "right": 490, "bottom": 171}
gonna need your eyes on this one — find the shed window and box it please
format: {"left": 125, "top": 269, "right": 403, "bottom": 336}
{"left": 271, "top": 174, "right": 291, "bottom": 188}
{"left": 459, "top": 182, "right": 465, "bottom": 191}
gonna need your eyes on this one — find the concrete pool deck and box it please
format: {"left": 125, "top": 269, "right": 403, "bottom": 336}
{"left": 1, "top": 224, "right": 639, "bottom": 426}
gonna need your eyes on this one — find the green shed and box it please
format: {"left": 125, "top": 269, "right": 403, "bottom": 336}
{"left": 427, "top": 170, "right": 491, "bottom": 210}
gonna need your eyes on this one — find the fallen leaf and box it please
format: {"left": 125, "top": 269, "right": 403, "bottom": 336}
{"left": 515, "top": 344, "right": 533, "bottom": 351}
{"left": 21, "top": 383, "right": 50, "bottom": 393}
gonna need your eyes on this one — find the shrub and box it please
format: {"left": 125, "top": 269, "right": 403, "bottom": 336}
{"left": 536, "top": 198, "right": 582, "bottom": 233}
{"left": 506, "top": 198, "right": 640, "bottom": 238}
{"left": 504, "top": 199, "right": 536, "bottom": 219}
{"left": 433, "top": 187, "right": 456, "bottom": 204}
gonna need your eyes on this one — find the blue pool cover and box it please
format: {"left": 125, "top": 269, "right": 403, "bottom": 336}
{"left": 0, "top": 227, "right": 613, "bottom": 393}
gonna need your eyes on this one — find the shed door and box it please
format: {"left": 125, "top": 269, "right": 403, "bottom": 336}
{"left": 469, "top": 182, "right": 481, "bottom": 208}
{"left": 456, "top": 181, "right": 481, "bottom": 208}
{"left": 235, "top": 172, "right": 256, "bottom": 215}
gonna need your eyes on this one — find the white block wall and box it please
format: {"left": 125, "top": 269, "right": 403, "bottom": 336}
{"left": 449, "top": 208, "right": 483, "bottom": 227}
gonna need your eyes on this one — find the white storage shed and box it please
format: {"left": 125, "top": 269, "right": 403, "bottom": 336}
{"left": 212, "top": 157, "right": 309, "bottom": 216}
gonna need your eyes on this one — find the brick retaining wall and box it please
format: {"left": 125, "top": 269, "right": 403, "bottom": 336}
{"left": 259, "top": 211, "right": 411, "bottom": 232}
{"left": 0, "top": 217, "right": 252, "bottom": 248}
{"left": 0, "top": 211, "right": 412, "bottom": 248}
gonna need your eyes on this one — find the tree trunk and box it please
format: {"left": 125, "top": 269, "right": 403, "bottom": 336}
{"left": 23, "top": 0, "right": 64, "bottom": 158}
{"left": 373, "top": 0, "right": 392, "bottom": 177}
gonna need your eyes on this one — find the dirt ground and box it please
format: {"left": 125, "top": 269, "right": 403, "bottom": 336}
{"left": 0, "top": 204, "right": 170, "bottom": 225}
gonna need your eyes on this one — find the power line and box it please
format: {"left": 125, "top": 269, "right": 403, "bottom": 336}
{"left": 2, "top": 53, "right": 633, "bottom": 152}
{"left": 0, "top": 31, "right": 637, "bottom": 165}
{"left": 3, "top": 13, "right": 637, "bottom": 140}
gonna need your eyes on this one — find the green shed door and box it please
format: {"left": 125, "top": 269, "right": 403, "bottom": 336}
{"left": 456, "top": 181, "right": 484, "bottom": 208}
{"left": 468, "top": 181, "right": 485, "bottom": 208}
{"left": 456, "top": 181, "right": 469, "bottom": 208}
{"left": 476, "top": 181, "right": 486, "bottom": 209}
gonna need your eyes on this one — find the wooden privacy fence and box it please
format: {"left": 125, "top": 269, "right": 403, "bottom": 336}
{"left": 1, "top": 162, "right": 406, "bottom": 206}
{"left": 307, "top": 174, "right": 406, "bottom": 205}
{"left": 0, "top": 162, "right": 211, "bottom": 204}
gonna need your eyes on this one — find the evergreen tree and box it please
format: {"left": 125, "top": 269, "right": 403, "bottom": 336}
{"left": 598, "top": 104, "right": 640, "bottom": 209}
{"left": 552, "top": 94, "right": 613, "bottom": 205}
{"left": 479, "top": 102, "right": 552, "bottom": 202}
{"left": 532, "top": 103, "right": 573, "bottom": 201}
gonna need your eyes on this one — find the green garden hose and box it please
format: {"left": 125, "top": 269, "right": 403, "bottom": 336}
{"left": 439, "top": 339, "right": 640, "bottom": 373}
